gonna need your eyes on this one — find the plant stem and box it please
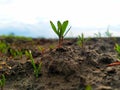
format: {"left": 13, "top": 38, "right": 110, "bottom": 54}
{"left": 58, "top": 37, "right": 64, "bottom": 48}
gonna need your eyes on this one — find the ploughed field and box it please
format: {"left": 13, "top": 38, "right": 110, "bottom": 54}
{"left": 0, "top": 37, "right": 120, "bottom": 90}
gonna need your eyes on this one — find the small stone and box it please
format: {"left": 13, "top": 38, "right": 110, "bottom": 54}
{"left": 113, "top": 76, "right": 119, "bottom": 81}
{"left": 93, "top": 69, "right": 101, "bottom": 74}
{"left": 96, "top": 85, "right": 112, "bottom": 90}
{"left": 106, "top": 67, "right": 116, "bottom": 74}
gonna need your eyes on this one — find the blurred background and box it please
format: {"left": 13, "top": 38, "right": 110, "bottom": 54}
{"left": 0, "top": 0, "right": 120, "bottom": 38}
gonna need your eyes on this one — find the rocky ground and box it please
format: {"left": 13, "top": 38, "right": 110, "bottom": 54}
{"left": 0, "top": 37, "right": 120, "bottom": 90}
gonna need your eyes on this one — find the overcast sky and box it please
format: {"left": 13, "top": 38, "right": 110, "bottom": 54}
{"left": 0, "top": 0, "right": 120, "bottom": 37}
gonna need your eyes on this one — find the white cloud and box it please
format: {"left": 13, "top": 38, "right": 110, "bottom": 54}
{"left": 0, "top": 0, "right": 14, "bottom": 4}
{"left": 0, "top": 0, "right": 120, "bottom": 30}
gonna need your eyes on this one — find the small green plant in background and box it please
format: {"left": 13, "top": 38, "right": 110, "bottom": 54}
{"left": 94, "top": 32, "right": 102, "bottom": 38}
{"left": 49, "top": 45, "right": 55, "bottom": 51}
{"left": 114, "top": 44, "right": 120, "bottom": 54}
{"left": 0, "top": 41, "right": 9, "bottom": 54}
{"left": 25, "top": 50, "right": 42, "bottom": 78}
{"left": 77, "top": 33, "right": 85, "bottom": 48}
{"left": 77, "top": 33, "right": 90, "bottom": 49}
{"left": 50, "top": 20, "right": 71, "bottom": 48}
{"left": 105, "top": 28, "right": 117, "bottom": 43}
{"left": 9, "top": 49, "right": 23, "bottom": 58}
{"left": 0, "top": 74, "right": 6, "bottom": 90}
{"left": 114, "top": 43, "right": 120, "bottom": 59}
{"left": 85, "top": 85, "right": 92, "bottom": 90}
{"left": 105, "top": 29, "right": 112, "bottom": 38}
{"left": 0, "top": 33, "right": 32, "bottom": 41}
{"left": 38, "top": 46, "right": 45, "bottom": 55}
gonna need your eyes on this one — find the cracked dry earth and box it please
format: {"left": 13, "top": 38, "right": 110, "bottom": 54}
{"left": 0, "top": 37, "right": 120, "bottom": 90}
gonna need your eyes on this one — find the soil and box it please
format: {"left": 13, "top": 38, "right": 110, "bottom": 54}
{"left": 0, "top": 37, "right": 120, "bottom": 90}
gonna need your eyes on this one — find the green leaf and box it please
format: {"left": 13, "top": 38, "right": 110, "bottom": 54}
{"left": 0, "top": 74, "right": 5, "bottom": 87}
{"left": 2, "top": 75, "right": 5, "bottom": 86}
{"left": 57, "top": 21, "right": 62, "bottom": 30}
{"left": 57, "top": 21, "right": 62, "bottom": 37}
{"left": 38, "top": 62, "right": 42, "bottom": 72}
{"left": 115, "top": 44, "right": 120, "bottom": 54}
{"left": 62, "top": 20, "right": 68, "bottom": 35}
{"left": 50, "top": 21, "right": 59, "bottom": 36}
{"left": 77, "top": 33, "right": 86, "bottom": 48}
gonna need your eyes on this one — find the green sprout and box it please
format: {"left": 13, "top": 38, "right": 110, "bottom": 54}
{"left": 114, "top": 43, "right": 120, "bottom": 59}
{"left": 50, "top": 20, "right": 71, "bottom": 48}
{"left": 9, "top": 49, "right": 23, "bottom": 58}
{"left": 77, "top": 33, "right": 85, "bottom": 48}
{"left": 105, "top": 29, "right": 112, "bottom": 37}
{"left": 10, "top": 49, "right": 17, "bottom": 57}
{"left": 25, "top": 50, "right": 42, "bottom": 78}
{"left": 49, "top": 45, "right": 55, "bottom": 51}
{"left": 77, "top": 33, "right": 90, "bottom": 49}
{"left": 0, "top": 74, "right": 6, "bottom": 90}
{"left": 94, "top": 32, "right": 101, "bottom": 38}
{"left": 38, "top": 46, "right": 45, "bottom": 55}
{"left": 105, "top": 28, "right": 117, "bottom": 42}
{"left": 85, "top": 85, "right": 92, "bottom": 90}
{"left": 0, "top": 41, "right": 9, "bottom": 54}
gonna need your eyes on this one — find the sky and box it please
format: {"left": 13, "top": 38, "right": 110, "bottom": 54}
{"left": 0, "top": 0, "right": 120, "bottom": 38}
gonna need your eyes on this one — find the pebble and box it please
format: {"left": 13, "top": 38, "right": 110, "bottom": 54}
{"left": 93, "top": 69, "right": 101, "bottom": 74}
{"left": 96, "top": 85, "right": 112, "bottom": 90}
{"left": 106, "top": 67, "right": 116, "bottom": 74}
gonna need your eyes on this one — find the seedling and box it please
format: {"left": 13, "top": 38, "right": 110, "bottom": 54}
{"left": 50, "top": 20, "right": 71, "bottom": 48}
{"left": 0, "top": 41, "right": 9, "bottom": 54}
{"left": 105, "top": 29, "right": 112, "bottom": 37}
{"left": 49, "top": 45, "right": 55, "bottom": 51}
{"left": 108, "top": 43, "right": 120, "bottom": 66}
{"left": 9, "top": 49, "right": 23, "bottom": 58}
{"left": 25, "top": 50, "right": 42, "bottom": 78}
{"left": 94, "top": 32, "right": 101, "bottom": 38}
{"left": 85, "top": 85, "right": 92, "bottom": 90}
{"left": 10, "top": 49, "right": 17, "bottom": 57}
{"left": 0, "top": 74, "right": 6, "bottom": 90}
{"left": 114, "top": 43, "right": 120, "bottom": 59}
{"left": 77, "top": 33, "right": 90, "bottom": 49}
{"left": 77, "top": 33, "right": 84, "bottom": 48}
{"left": 38, "top": 46, "right": 45, "bottom": 55}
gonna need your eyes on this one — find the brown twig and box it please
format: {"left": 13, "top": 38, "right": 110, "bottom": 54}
{"left": 107, "top": 61, "right": 120, "bottom": 66}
